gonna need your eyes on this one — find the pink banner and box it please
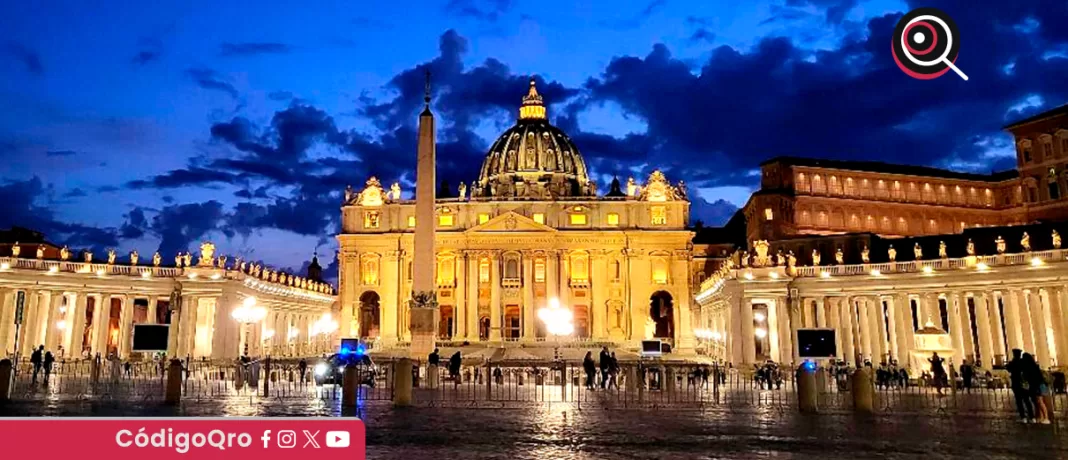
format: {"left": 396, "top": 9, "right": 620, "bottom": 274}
{"left": 0, "top": 418, "right": 365, "bottom": 459}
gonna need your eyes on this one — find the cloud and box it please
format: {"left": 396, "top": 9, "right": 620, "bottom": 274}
{"left": 689, "top": 29, "right": 716, "bottom": 44}
{"left": 0, "top": 177, "right": 119, "bottom": 251}
{"left": 63, "top": 188, "right": 87, "bottom": 198}
{"left": 132, "top": 37, "right": 164, "bottom": 65}
{"left": 185, "top": 67, "right": 239, "bottom": 99}
{"left": 599, "top": 0, "right": 668, "bottom": 30}
{"left": 132, "top": 50, "right": 162, "bottom": 65}
{"left": 268, "top": 91, "right": 294, "bottom": 101}
{"left": 219, "top": 42, "right": 291, "bottom": 57}
{"left": 45, "top": 150, "right": 78, "bottom": 157}
{"left": 444, "top": 0, "right": 513, "bottom": 22}
{"left": 5, "top": 42, "right": 44, "bottom": 75}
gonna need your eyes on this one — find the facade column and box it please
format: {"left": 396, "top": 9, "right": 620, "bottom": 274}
{"left": 885, "top": 296, "right": 900, "bottom": 363}
{"left": 1052, "top": 287, "right": 1068, "bottom": 367}
{"left": 1032, "top": 289, "right": 1052, "bottom": 367}
{"left": 856, "top": 297, "right": 872, "bottom": 363}
{"left": 839, "top": 297, "right": 856, "bottom": 366}
{"left": 673, "top": 254, "right": 694, "bottom": 351}
{"left": 118, "top": 295, "right": 134, "bottom": 358}
{"left": 18, "top": 290, "right": 42, "bottom": 355}
{"left": 766, "top": 297, "right": 782, "bottom": 363}
{"left": 558, "top": 250, "right": 570, "bottom": 310}
{"left": 42, "top": 291, "right": 63, "bottom": 352}
{"left": 895, "top": 294, "right": 914, "bottom": 366}
{"left": 974, "top": 292, "right": 996, "bottom": 369}
{"left": 1018, "top": 289, "right": 1037, "bottom": 353}
{"left": 729, "top": 294, "right": 742, "bottom": 365}
{"left": 868, "top": 296, "right": 886, "bottom": 364}
{"left": 988, "top": 293, "right": 1006, "bottom": 365}
{"left": 740, "top": 298, "right": 756, "bottom": 365}
{"left": 90, "top": 294, "right": 110, "bottom": 357}
{"left": 815, "top": 298, "right": 826, "bottom": 328}
{"left": 147, "top": 297, "right": 159, "bottom": 324}
{"left": 455, "top": 252, "right": 467, "bottom": 341}
{"left": 522, "top": 253, "right": 535, "bottom": 340}
{"left": 627, "top": 251, "right": 650, "bottom": 341}
{"left": 827, "top": 297, "right": 843, "bottom": 359}
{"left": 467, "top": 253, "right": 479, "bottom": 340}
{"left": 489, "top": 251, "right": 502, "bottom": 341}
{"left": 590, "top": 251, "right": 607, "bottom": 340}
{"left": 787, "top": 295, "right": 800, "bottom": 365}
{"left": 1004, "top": 288, "right": 1024, "bottom": 352}
{"left": 380, "top": 251, "right": 401, "bottom": 343}
{"left": 948, "top": 292, "right": 966, "bottom": 365}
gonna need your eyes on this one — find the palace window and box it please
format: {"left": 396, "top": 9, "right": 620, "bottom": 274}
{"left": 866, "top": 215, "right": 875, "bottom": 230}
{"left": 1049, "top": 168, "right": 1060, "bottom": 200}
{"left": 929, "top": 219, "right": 938, "bottom": 232}
{"left": 984, "top": 189, "right": 993, "bottom": 206}
{"left": 882, "top": 216, "right": 892, "bottom": 231}
{"left": 570, "top": 213, "right": 588, "bottom": 225}
{"left": 651, "top": 257, "right": 669, "bottom": 284}
{"left": 651, "top": 206, "right": 667, "bottom": 225}
{"left": 849, "top": 214, "right": 860, "bottom": 229}
{"left": 844, "top": 177, "right": 855, "bottom": 195}
{"left": 364, "top": 211, "right": 380, "bottom": 229}
{"left": 897, "top": 217, "right": 908, "bottom": 233}
{"left": 361, "top": 256, "right": 379, "bottom": 285}
{"left": 479, "top": 258, "right": 490, "bottom": 283}
{"left": 1023, "top": 147, "right": 1032, "bottom": 162}
{"left": 607, "top": 212, "right": 620, "bottom": 226}
{"left": 1044, "top": 143, "right": 1053, "bottom": 158}
{"left": 534, "top": 258, "right": 545, "bottom": 282}
{"left": 533, "top": 213, "right": 545, "bottom": 224}
{"left": 829, "top": 176, "right": 840, "bottom": 194}
{"left": 438, "top": 214, "right": 454, "bottom": 227}
{"left": 570, "top": 252, "right": 589, "bottom": 281}
{"left": 504, "top": 257, "right": 519, "bottom": 279}
{"left": 407, "top": 216, "right": 416, "bottom": 228}
{"left": 764, "top": 208, "right": 774, "bottom": 221}
{"left": 478, "top": 213, "right": 490, "bottom": 224}
{"left": 818, "top": 211, "right": 829, "bottom": 227}
{"left": 812, "top": 174, "right": 825, "bottom": 193}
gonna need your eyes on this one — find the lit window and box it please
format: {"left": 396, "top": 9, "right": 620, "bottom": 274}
{"left": 652, "top": 206, "right": 667, "bottom": 225}
{"left": 437, "top": 256, "right": 455, "bottom": 285}
{"left": 438, "top": 214, "right": 454, "bottom": 226}
{"left": 478, "top": 213, "right": 490, "bottom": 224}
{"left": 479, "top": 258, "right": 490, "bottom": 283}
{"left": 407, "top": 216, "right": 416, "bottom": 228}
{"left": 570, "top": 253, "right": 589, "bottom": 281}
{"left": 505, "top": 258, "right": 519, "bottom": 279}
{"left": 570, "top": 214, "right": 587, "bottom": 225}
{"left": 364, "top": 211, "right": 380, "bottom": 229}
{"left": 607, "top": 213, "right": 620, "bottom": 226}
{"left": 362, "top": 257, "right": 379, "bottom": 285}
{"left": 764, "top": 208, "right": 773, "bottom": 221}
{"left": 533, "top": 213, "right": 545, "bottom": 224}
{"left": 651, "top": 258, "right": 668, "bottom": 284}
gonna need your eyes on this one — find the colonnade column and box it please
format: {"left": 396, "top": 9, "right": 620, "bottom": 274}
{"left": 973, "top": 292, "right": 996, "bottom": 368}
{"left": 467, "top": 253, "right": 479, "bottom": 341}
{"left": 1053, "top": 287, "right": 1068, "bottom": 367}
{"left": 856, "top": 297, "right": 872, "bottom": 363}
{"left": 815, "top": 298, "right": 826, "bottom": 328}
{"left": 1032, "top": 289, "right": 1052, "bottom": 367}
{"left": 766, "top": 297, "right": 781, "bottom": 363}
{"left": 118, "top": 295, "right": 134, "bottom": 358}
{"left": 838, "top": 298, "right": 856, "bottom": 366}
{"left": 740, "top": 298, "right": 755, "bottom": 366}
{"left": 522, "top": 253, "right": 535, "bottom": 341}
{"left": 1018, "top": 290, "right": 1037, "bottom": 353}
{"left": 988, "top": 293, "right": 1006, "bottom": 365}
{"left": 885, "top": 296, "right": 900, "bottom": 363}
{"left": 869, "top": 297, "right": 886, "bottom": 363}
{"left": 17, "top": 290, "right": 41, "bottom": 355}
{"left": 788, "top": 295, "right": 801, "bottom": 365}
{"left": 948, "top": 291, "right": 966, "bottom": 364}
{"left": 489, "top": 251, "right": 501, "bottom": 341}
{"left": 1004, "top": 289, "right": 1024, "bottom": 352}
{"left": 827, "top": 297, "right": 843, "bottom": 359}
{"left": 42, "top": 291, "right": 64, "bottom": 352}
{"left": 455, "top": 252, "right": 467, "bottom": 341}
{"left": 590, "top": 251, "right": 608, "bottom": 341}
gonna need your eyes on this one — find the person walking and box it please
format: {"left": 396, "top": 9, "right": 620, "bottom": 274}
{"left": 1006, "top": 349, "right": 1035, "bottom": 423}
{"left": 928, "top": 352, "right": 947, "bottom": 394}
{"left": 960, "top": 359, "right": 974, "bottom": 392}
{"left": 42, "top": 350, "right": 55, "bottom": 385}
{"left": 298, "top": 358, "right": 308, "bottom": 384}
{"left": 583, "top": 351, "right": 596, "bottom": 390}
{"left": 448, "top": 351, "right": 462, "bottom": 382}
{"left": 429, "top": 348, "right": 440, "bottom": 367}
{"left": 1023, "top": 353, "right": 1050, "bottom": 425}
{"left": 608, "top": 352, "right": 620, "bottom": 389}
{"left": 599, "top": 347, "right": 611, "bottom": 389}
{"left": 30, "top": 345, "right": 44, "bottom": 384}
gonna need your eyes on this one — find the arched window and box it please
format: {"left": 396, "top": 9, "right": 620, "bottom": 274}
{"left": 437, "top": 254, "right": 455, "bottom": 285}
{"left": 361, "top": 255, "right": 380, "bottom": 285}
{"left": 651, "top": 257, "right": 669, "bottom": 284}
{"left": 897, "top": 217, "right": 908, "bottom": 233}
{"left": 479, "top": 257, "right": 490, "bottom": 283}
{"left": 504, "top": 257, "right": 519, "bottom": 279}
{"left": 570, "top": 252, "right": 589, "bottom": 281}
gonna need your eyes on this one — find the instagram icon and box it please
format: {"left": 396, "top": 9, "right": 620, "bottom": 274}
{"left": 277, "top": 430, "right": 297, "bottom": 449}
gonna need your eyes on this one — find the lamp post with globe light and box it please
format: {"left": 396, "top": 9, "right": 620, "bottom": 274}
{"left": 310, "top": 313, "right": 339, "bottom": 354}
{"left": 538, "top": 298, "right": 574, "bottom": 362}
{"left": 231, "top": 296, "right": 266, "bottom": 357}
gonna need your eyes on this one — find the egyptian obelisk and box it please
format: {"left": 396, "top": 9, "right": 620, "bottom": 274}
{"left": 409, "top": 70, "right": 437, "bottom": 358}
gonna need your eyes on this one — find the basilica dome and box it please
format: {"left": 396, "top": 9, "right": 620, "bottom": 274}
{"left": 472, "top": 79, "right": 595, "bottom": 199}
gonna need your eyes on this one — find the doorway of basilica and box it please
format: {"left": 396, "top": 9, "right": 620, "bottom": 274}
{"left": 650, "top": 291, "right": 674, "bottom": 340}
{"left": 359, "top": 291, "right": 381, "bottom": 338}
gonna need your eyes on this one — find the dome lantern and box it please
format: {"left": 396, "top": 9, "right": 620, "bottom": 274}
{"left": 519, "top": 77, "right": 546, "bottom": 120}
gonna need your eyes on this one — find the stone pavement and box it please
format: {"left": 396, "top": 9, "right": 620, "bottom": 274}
{"left": 1, "top": 399, "right": 1065, "bottom": 459}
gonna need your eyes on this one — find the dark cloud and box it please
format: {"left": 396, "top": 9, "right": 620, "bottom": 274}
{"left": 689, "top": 29, "right": 716, "bottom": 44}
{"left": 185, "top": 67, "right": 239, "bottom": 99}
{"left": 0, "top": 177, "right": 119, "bottom": 251}
{"left": 149, "top": 201, "right": 229, "bottom": 256}
{"left": 219, "top": 42, "right": 291, "bottom": 57}
{"left": 46, "top": 150, "right": 78, "bottom": 157}
{"left": 132, "top": 50, "right": 162, "bottom": 65}
{"left": 5, "top": 42, "right": 44, "bottom": 75}
{"left": 132, "top": 37, "right": 164, "bottom": 65}
{"left": 63, "top": 188, "right": 87, "bottom": 198}
{"left": 268, "top": 91, "right": 294, "bottom": 101}
{"left": 444, "top": 0, "right": 513, "bottom": 22}
{"left": 126, "top": 167, "right": 237, "bottom": 189}
{"left": 599, "top": 0, "right": 668, "bottom": 30}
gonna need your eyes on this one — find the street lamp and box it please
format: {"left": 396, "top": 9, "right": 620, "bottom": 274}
{"left": 310, "top": 313, "right": 339, "bottom": 354}
{"left": 231, "top": 296, "right": 266, "bottom": 357}
{"left": 262, "top": 329, "right": 275, "bottom": 356}
{"left": 538, "top": 298, "right": 573, "bottom": 361}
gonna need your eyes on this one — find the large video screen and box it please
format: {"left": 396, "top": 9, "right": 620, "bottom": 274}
{"left": 796, "top": 328, "right": 837, "bottom": 358}
{"left": 131, "top": 324, "right": 170, "bottom": 352}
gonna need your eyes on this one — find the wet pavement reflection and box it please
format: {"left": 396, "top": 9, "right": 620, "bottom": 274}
{"left": 2, "top": 399, "right": 1066, "bottom": 459}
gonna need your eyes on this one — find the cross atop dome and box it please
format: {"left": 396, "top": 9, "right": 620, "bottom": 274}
{"left": 519, "top": 77, "right": 546, "bottom": 120}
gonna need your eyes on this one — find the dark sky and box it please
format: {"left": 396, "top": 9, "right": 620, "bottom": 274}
{"left": 1, "top": 0, "right": 1066, "bottom": 282}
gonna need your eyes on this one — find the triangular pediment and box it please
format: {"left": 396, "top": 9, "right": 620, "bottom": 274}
{"left": 466, "top": 211, "right": 556, "bottom": 233}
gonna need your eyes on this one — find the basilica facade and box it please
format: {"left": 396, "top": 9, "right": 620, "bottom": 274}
{"left": 337, "top": 80, "right": 696, "bottom": 352}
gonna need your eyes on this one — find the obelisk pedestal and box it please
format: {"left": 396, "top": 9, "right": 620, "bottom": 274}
{"left": 409, "top": 72, "right": 438, "bottom": 359}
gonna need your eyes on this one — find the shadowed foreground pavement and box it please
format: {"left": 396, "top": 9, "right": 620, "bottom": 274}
{"left": 1, "top": 399, "right": 1065, "bottom": 459}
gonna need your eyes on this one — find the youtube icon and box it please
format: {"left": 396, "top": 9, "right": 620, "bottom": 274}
{"left": 326, "top": 431, "right": 350, "bottom": 448}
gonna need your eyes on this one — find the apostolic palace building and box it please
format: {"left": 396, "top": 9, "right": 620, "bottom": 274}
{"left": 3, "top": 77, "right": 1068, "bottom": 373}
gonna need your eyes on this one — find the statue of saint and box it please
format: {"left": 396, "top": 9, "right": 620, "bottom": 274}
{"left": 458, "top": 182, "right": 467, "bottom": 200}
{"left": 967, "top": 239, "right": 975, "bottom": 256}
{"left": 1054, "top": 230, "right": 1062, "bottom": 249}
{"left": 939, "top": 241, "right": 947, "bottom": 258}
{"left": 83, "top": 250, "right": 93, "bottom": 263}
{"left": 741, "top": 251, "right": 750, "bottom": 267}
{"left": 218, "top": 255, "right": 227, "bottom": 269}
{"left": 861, "top": 246, "right": 870, "bottom": 263}
{"left": 812, "top": 249, "right": 821, "bottom": 266}
{"left": 996, "top": 236, "right": 1006, "bottom": 254}
{"left": 913, "top": 243, "right": 923, "bottom": 260}
{"left": 1021, "top": 232, "right": 1031, "bottom": 252}
{"left": 130, "top": 250, "right": 139, "bottom": 266}
{"left": 36, "top": 246, "right": 44, "bottom": 259}
{"left": 344, "top": 184, "right": 353, "bottom": 202}
{"left": 888, "top": 245, "right": 897, "bottom": 262}
{"left": 676, "top": 180, "right": 688, "bottom": 199}
{"left": 60, "top": 246, "right": 70, "bottom": 261}
{"left": 107, "top": 249, "right": 116, "bottom": 265}
{"left": 11, "top": 242, "right": 20, "bottom": 258}
{"left": 183, "top": 252, "right": 192, "bottom": 267}
{"left": 835, "top": 248, "right": 844, "bottom": 265}
{"left": 153, "top": 252, "right": 161, "bottom": 266}
{"left": 390, "top": 182, "right": 401, "bottom": 201}
{"left": 787, "top": 251, "right": 796, "bottom": 268}
{"left": 626, "top": 177, "right": 638, "bottom": 197}
{"left": 775, "top": 250, "right": 785, "bottom": 266}
{"left": 175, "top": 253, "right": 183, "bottom": 268}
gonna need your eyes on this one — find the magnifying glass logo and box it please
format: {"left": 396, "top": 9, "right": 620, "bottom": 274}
{"left": 892, "top": 8, "right": 968, "bottom": 81}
